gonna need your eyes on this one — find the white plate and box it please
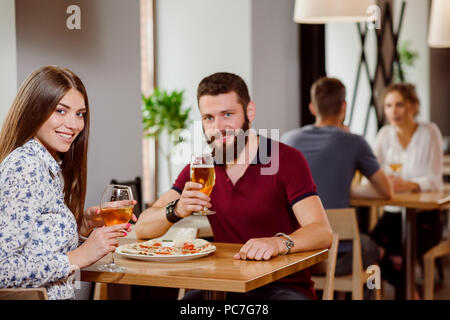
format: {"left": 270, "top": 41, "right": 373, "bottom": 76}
{"left": 115, "top": 241, "right": 216, "bottom": 262}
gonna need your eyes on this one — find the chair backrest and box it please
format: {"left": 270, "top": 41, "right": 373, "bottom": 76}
{"left": 110, "top": 176, "right": 143, "bottom": 218}
{"left": 322, "top": 233, "right": 339, "bottom": 300}
{"left": 325, "top": 208, "right": 363, "bottom": 275}
{"left": 0, "top": 288, "right": 48, "bottom": 300}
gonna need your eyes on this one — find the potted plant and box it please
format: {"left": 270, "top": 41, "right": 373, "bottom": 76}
{"left": 142, "top": 88, "right": 191, "bottom": 184}
{"left": 394, "top": 41, "right": 419, "bottom": 82}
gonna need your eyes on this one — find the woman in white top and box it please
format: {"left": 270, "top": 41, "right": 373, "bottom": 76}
{"left": 0, "top": 66, "right": 135, "bottom": 299}
{"left": 370, "top": 82, "right": 444, "bottom": 299}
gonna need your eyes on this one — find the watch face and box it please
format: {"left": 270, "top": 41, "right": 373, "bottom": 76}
{"left": 286, "top": 240, "right": 294, "bottom": 248}
{"left": 167, "top": 200, "right": 175, "bottom": 208}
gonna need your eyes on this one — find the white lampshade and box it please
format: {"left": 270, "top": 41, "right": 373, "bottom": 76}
{"left": 428, "top": 0, "right": 450, "bottom": 48}
{"left": 293, "top": 0, "right": 375, "bottom": 23}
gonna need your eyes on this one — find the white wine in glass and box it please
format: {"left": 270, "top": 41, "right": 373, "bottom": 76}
{"left": 97, "top": 184, "right": 134, "bottom": 272}
{"left": 389, "top": 163, "right": 403, "bottom": 174}
{"left": 386, "top": 146, "right": 406, "bottom": 176}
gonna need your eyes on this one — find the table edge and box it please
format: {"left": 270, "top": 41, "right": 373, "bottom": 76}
{"left": 80, "top": 246, "right": 329, "bottom": 293}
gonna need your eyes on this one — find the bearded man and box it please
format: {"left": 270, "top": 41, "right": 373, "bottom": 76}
{"left": 135, "top": 72, "right": 332, "bottom": 300}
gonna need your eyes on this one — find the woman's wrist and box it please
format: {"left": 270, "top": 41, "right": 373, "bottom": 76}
{"left": 78, "top": 232, "right": 89, "bottom": 244}
{"left": 79, "top": 213, "right": 92, "bottom": 237}
{"left": 67, "top": 246, "right": 90, "bottom": 269}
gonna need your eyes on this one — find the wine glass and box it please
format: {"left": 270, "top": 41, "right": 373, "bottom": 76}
{"left": 190, "top": 154, "right": 216, "bottom": 215}
{"left": 97, "top": 184, "right": 134, "bottom": 272}
{"left": 386, "top": 145, "right": 407, "bottom": 177}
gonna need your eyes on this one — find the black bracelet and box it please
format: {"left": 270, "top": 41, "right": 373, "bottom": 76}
{"left": 165, "top": 199, "right": 182, "bottom": 223}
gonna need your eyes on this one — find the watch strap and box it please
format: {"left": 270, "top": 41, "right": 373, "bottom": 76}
{"left": 166, "top": 199, "right": 182, "bottom": 223}
{"left": 275, "top": 232, "right": 295, "bottom": 255}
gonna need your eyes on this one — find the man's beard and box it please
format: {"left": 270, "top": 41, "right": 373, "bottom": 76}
{"left": 205, "top": 118, "right": 250, "bottom": 165}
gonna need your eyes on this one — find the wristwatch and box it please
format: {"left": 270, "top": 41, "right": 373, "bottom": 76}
{"left": 275, "top": 232, "right": 295, "bottom": 255}
{"left": 165, "top": 199, "right": 182, "bottom": 223}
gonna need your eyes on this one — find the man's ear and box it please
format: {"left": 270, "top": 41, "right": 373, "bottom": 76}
{"left": 341, "top": 101, "right": 347, "bottom": 116}
{"left": 309, "top": 103, "right": 317, "bottom": 116}
{"left": 246, "top": 101, "right": 256, "bottom": 122}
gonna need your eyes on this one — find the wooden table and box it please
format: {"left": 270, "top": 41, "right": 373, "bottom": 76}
{"left": 80, "top": 240, "right": 328, "bottom": 300}
{"left": 351, "top": 187, "right": 450, "bottom": 300}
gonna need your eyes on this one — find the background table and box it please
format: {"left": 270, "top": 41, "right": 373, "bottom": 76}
{"left": 81, "top": 240, "right": 328, "bottom": 299}
{"left": 351, "top": 186, "right": 450, "bottom": 299}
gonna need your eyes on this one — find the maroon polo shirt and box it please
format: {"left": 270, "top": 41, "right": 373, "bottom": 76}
{"left": 172, "top": 136, "right": 319, "bottom": 299}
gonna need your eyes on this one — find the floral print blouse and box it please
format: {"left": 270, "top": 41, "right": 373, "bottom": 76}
{"left": 0, "top": 139, "right": 79, "bottom": 300}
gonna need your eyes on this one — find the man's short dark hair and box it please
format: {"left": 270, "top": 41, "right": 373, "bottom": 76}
{"left": 197, "top": 72, "right": 250, "bottom": 111}
{"left": 310, "top": 77, "right": 346, "bottom": 118}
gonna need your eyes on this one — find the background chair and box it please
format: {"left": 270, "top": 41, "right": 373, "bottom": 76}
{"left": 423, "top": 210, "right": 450, "bottom": 300}
{"left": 312, "top": 208, "right": 381, "bottom": 300}
{"left": 312, "top": 233, "right": 339, "bottom": 300}
{"left": 110, "top": 176, "right": 143, "bottom": 218}
{"left": 0, "top": 288, "right": 48, "bottom": 300}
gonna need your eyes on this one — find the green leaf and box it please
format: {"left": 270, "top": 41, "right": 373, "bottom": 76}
{"left": 141, "top": 87, "right": 192, "bottom": 145}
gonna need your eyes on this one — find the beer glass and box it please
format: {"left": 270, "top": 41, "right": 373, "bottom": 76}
{"left": 98, "top": 184, "right": 134, "bottom": 272}
{"left": 386, "top": 145, "right": 406, "bottom": 177}
{"left": 190, "top": 154, "right": 216, "bottom": 215}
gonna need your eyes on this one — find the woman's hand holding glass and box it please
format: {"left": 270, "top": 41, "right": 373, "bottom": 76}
{"left": 388, "top": 175, "right": 420, "bottom": 193}
{"left": 74, "top": 223, "right": 130, "bottom": 268}
{"left": 385, "top": 145, "right": 420, "bottom": 193}
{"left": 97, "top": 185, "right": 135, "bottom": 271}
{"left": 70, "top": 186, "right": 137, "bottom": 270}
{"left": 79, "top": 202, "right": 137, "bottom": 237}
{"left": 386, "top": 145, "right": 406, "bottom": 177}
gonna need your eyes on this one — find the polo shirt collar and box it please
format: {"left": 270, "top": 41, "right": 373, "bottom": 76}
{"left": 25, "top": 139, "right": 62, "bottom": 176}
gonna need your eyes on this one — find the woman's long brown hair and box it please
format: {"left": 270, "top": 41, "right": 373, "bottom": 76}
{"left": 0, "top": 65, "right": 90, "bottom": 227}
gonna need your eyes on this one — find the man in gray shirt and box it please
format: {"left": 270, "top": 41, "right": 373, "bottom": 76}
{"left": 282, "top": 77, "right": 393, "bottom": 279}
{"left": 282, "top": 124, "right": 382, "bottom": 209}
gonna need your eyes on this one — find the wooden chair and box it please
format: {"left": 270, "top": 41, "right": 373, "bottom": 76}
{"left": 0, "top": 288, "right": 48, "bottom": 300}
{"left": 314, "top": 233, "right": 339, "bottom": 300}
{"left": 423, "top": 211, "right": 450, "bottom": 300}
{"left": 312, "top": 208, "right": 381, "bottom": 300}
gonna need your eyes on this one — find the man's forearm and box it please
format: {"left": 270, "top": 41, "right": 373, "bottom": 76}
{"left": 367, "top": 169, "right": 394, "bottom": 199}
{"left": 289, "top": 223, "right": 333, "bottom": 253}
{"left": 351, "top": 183, "right": 385, "bottom": 198}
{"left": 135, "top": 206, "right": 172, "bottom": 240}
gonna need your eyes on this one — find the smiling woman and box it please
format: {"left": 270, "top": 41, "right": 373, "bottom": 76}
{"left": 34, "top": 88, "right": 87, "bottom": 159}
{"left": 0, "top": 66, "right": 90, "bottom": 222}
{"left": 0, "top": 66, "right": 132, "bottom": 300}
